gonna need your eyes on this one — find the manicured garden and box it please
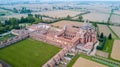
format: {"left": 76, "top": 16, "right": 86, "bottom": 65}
{"left": 0, "top": 38, "right": 61, "bottom": 67}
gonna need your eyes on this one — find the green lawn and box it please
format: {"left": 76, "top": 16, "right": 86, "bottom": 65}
{"left": 0, "top": 38, "right": 61, "bottom": 67}
{"left": 102, "top": 39, "right": 114, "bottom": 53}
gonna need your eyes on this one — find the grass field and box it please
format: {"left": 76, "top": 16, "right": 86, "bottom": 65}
{"left": 102, "top": 39, "right": 114, "bottom": 55}
{"left": 0, "top": 38, "right": 61, "bottom": 67}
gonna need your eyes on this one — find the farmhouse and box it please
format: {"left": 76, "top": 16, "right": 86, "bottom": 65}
{"left": 0, "top": 21, "right": 97, "bottom": 67}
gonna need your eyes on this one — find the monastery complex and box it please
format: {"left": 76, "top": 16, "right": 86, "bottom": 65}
{"left": 0, "top": 21, "right": 98, "bottom": 67}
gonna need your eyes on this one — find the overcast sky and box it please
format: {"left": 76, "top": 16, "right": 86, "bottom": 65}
{"left": 1, "top": 0, "right": 120, "bottom": 1}
{"left": 0, "top": 0, "right": 120, "bottom": 3}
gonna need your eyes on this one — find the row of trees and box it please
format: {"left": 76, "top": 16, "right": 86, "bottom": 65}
{"left": 97, "top": 32, "right": 112, "bottom": 50}
{"left": 13, "top": 7, "right": 32, "bottom": 14}
{"left": 0, "top": 14, "right": 42, "bottom": 34}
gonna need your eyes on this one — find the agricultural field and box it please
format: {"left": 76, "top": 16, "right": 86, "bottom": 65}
{"left": 51, "top": 20, "right": 83, "bottom": 28}
{"left": 114, "top": 10, "right": 120, "bottom": 15}
{"left": 110, "top": 26, "right": 120, "bottom": 38}
{"left": 42, "top": 17, "right": 55, "bottom": 21}
{"left": 2, "top": 14, "right": 28, "bottom": 19}
{"left": 0, "top": 4, "right": 52, "bottom": 11}
{"left": 0, "top": 38, "right": 61, "bottom": 67}
{"left": 72, "top": 16, "right": 80, "bottom": 20}
{"left": 82, "top": 12, "right": 109, "bottom": 22}
{"left": 97, "top": 24, "right": 115, "bottom": 38}
{"left": 32, "top": 10, "right": 82, "bottom": 18}
{"left": 72, "top": 57, "right": 107, "bottom": 67}
{"left": 111, "top": 40, "right": 120, "bottom": 61}
{"left": 0, "top": 9, "right": 11, "bottom": 16}
{"left": 110, "top": 15, "right": 120, "bottom": 24}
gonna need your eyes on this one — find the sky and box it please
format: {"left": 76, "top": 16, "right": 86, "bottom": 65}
{"left": 0, "top": 0, "right": 120, "bottom": 3}
{"left": 0, "top": 0, "right": 120, "bottom": 1}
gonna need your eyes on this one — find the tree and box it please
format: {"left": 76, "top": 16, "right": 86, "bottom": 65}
{"left": 28, "top": 14, "right": 33, "bottom": 17}
{"left": 20, "top": 17, "right": 26, "bottom": 23}
{"left": 66, "top": 15, "right": 71, "bottom": 20}
{"left": 92, "top": 22, "right": 97, "bottom": 27}
{"left": 78, "top": 15, "right": 83, "bottom": 21}
{"left": 13, "top": 8, "right": 18, "bottom": 13}
{"left": 26, "top": 16, "right": 35, "bottom": 24}
{"left": 108, "top": 33, "right": 112, "bottom": 39}
{"left": 100, "top": 32, "right": 104, "bottom": 39}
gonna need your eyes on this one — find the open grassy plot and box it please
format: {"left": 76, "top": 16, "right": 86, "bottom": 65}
{"left": 102, "top": 39, "right": 114, "bottom": 54}
{"left": 0, "top": 38, "right": 61, "bottom": 67}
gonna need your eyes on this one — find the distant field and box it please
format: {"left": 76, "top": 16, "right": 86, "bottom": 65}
{"left": 97, "top": 24, "right": 115, "bottom": 38}
{"left": 32, "top": 10, "right": 82, "bottom": 18}
{"left": 0, "top": 38, "right": 61, "bottom": 67}
{"left": 110, "top": 15, "right": 120, "bottom": 24}
{"left": 0, "top": 4, "right": 54, "bottom": 11}
{"left": 42, "top": 17, "right": 54, "bottom": 21}
{"left": 51, "top": 20, "right": 83, "bottom": 28}
{"left": 72, "top": 57, "right": 107, "bottom": 67}
{"left": 114, "top": 11, "right": 120, "bottom": 15}
{"left": 111, "top": 40, "right": 120, "bottom": 61}
{"left": 110, "top": 26, "right": 120, "bottom": 38}
{"left": 82, "top": 12, "right": 109, "bottom": 22}
{"left": 2, "top": 14, "right": 27, "bottom": 19}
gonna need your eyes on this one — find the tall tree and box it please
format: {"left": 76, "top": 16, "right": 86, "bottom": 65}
{"left": 78, "top": 15, "right": 83, "bottom": 21}
{"left": 100, "top": 32, "right": 104, "bottom": 39}
{"left": 66, "top": 15, "right": 71, "bottom": 20}
{"left": 108, "top": 33, "right": 112, "bottom": 39}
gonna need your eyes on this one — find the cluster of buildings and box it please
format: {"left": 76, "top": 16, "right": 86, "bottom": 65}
{"left": 0, "top": 21, "right": 98, "bottom": 67}
{"left": 26, "top": 21, "right": 97, "bottom": 67}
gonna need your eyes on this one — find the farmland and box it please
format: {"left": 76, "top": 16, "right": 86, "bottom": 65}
{"left": 82, "top": 12, "right": 109, "bottom": 23}
{"left": 97, "top": 24, "right": 115, "bottom": 38}
{"left": 114, "top": 10, "right": 120, "bottom": 15}
{"left": 51, "top": 20, "right": 83, "bottom": 28}
{"left": 2, "top": 14, "right": 28, "bottom": 19}
{"left": 32, "top": 10, "right": 82, "bottom": 18}
{"left": 42, "top": 17, "right": 55, "bottom": 21}
{"left": 111, "top": 40, "right": 120, "bottom": 61}
{"left": 0, "top": 1, "right": 120, "bottom": 67}
{"left": 0, "top": 38, "right": 61, "bottom": 67}
{"left": 110, "top": 26, "right": 120, "bottom": 38}
{"left": 72, "top": 57, "right": 107, "bottom": 67}
{"left": 110, "top": 15, "right": 120, "bottom": 24}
